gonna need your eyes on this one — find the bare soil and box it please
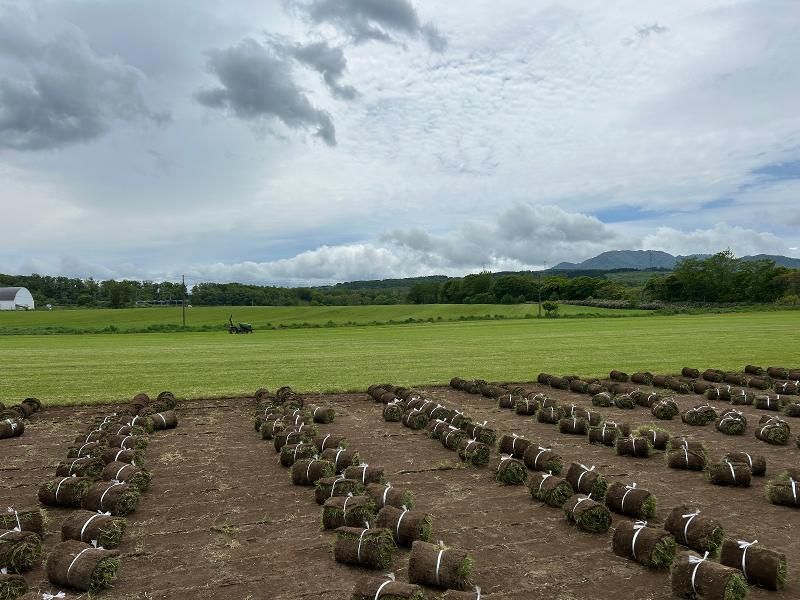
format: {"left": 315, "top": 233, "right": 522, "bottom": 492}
{"left": 1, "top": 380, "right": 798, "bottom": 599}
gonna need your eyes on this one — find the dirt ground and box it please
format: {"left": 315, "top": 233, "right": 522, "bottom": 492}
{"left": 2, "top": 380, "right": 799, "bottom": 599}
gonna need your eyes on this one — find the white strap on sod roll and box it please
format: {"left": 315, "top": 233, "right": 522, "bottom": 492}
{"left": 511, "top": 434, "right": 520, "bottom": 455}
{"left": 114, "top": 448, "right": 127, "bottom": 461}
{"left": 306, "top": 460, "right": 315, "bottom": 482}
{"left": 157, "top": 413, "right": 167, "bottom": 426}
{"left": 121, "top": 435, "right": 132, "bottom": 448}
{"left": 79, "top": 511, "right": 110, "bottom": 541}
{"left": 382, "top": 483, "right": 392, "bottom": 507}
{"left": 538, "top": 472, "right": 552, "bottom": 492}
{"left": 78, "top": 442, "right": 92, "bottom": 457}
{"left": 576, "top": 465, "right": 595, "bottom": 492}
{"left": 683, "top": 445, "right": 689, "bottom": 467}
{"left": 682, "top": 510, "right": 701, "bottom": 543}
{"left": 321, "top": 434, "right": 331, "bottom": 451}
{"left": 744, "top": 453, "right": 752, "bottom": 469}
{"left": 475, "top": 585, "right": 481, "bottom": 600}
{"left": 361, "top": 464, "right": 369, "bottom": 484}
{"left": 330, "top": 475, "right": 345, "bottom": 497}
{"left": 689, "top": 551, "right": 710, "bottom": 594}
{"left": 6, "top": 507, "right": 21, "bottom": 531}
{"left": 55, "top": 476, "right": 73, "bottom": 502}
{"left": 42, "top": 591, "right": 66, "bottom": 599}
{"left": 620, "top": 483, "right": 637, "bottom": 512}
{"left": 791, "top": 478, "right": 798, "bottom": 504}
{"left": 0, "top": 531, "right": 13, "bottom": 539}
{"left": 725, "top": 460, "right": 736, "bottom": 482}
{"left": 572, "top": 495, "right": 591, "bottom": 515}
{"left": 373, "top": 573, "right": 395, "bottom": 600}
{"left": 357, "top": 524, "right": 370, "bottom": 563}
{"left": 498, "top": 454, "right": 513, "bottom": 472}
{"left": 99, "top": 482, "right": 124, "bottom": 510}
{"left": 631, "top": 521, "right": 648, "bottom": 559}
{"left": 114, "top": 464, "right": 130, "bottom": 480}
{"left": 334, "top": 448, "right": 345, "bottom": 469}
{"left": 342, "top": 493, "right": 353, "bottom": 515}
{"left": 534, "top": 447, "right": 548, "bottom": 469}
{"left": 66, "top": 547, "right": 98, "bottom": 584}
{"left": 737, "top": 539, "right": 757, "bottom": 580}
{"left": 434, "top": 543, "right": 446, "bottom": 586}
{"left": 396, "top": 505, "right": 409, "bottom": 539}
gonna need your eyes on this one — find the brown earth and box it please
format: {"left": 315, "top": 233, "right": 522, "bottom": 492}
{"left": 1, "top": 380, "right": 798, "bottom": 599}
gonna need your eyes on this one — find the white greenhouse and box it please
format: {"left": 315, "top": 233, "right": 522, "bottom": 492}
{"left": 0, "top": 287, "right": 35, "bottom": 310}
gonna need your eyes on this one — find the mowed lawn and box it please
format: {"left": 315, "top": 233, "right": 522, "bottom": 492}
{"left": 0, "top": 303, "right": 649, "bottom": 333}
{"left": 1, "top": 311, "right": 798, "bottom": 405}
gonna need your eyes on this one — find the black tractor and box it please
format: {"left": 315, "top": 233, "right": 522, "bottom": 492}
{"left": 227, "top": 315, "right": 254, "bottom": 334}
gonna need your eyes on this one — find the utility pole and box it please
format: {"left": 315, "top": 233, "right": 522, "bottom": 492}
{"left": 538, "top": 266, "right": 542, "bottom": 318}
{"left": 182, "top": 275, "right": 186, "bottom": 328}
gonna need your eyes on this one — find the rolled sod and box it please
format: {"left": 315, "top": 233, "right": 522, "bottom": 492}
{"left": 514, "top": 397, "right": 538, "bottom": 415}
{"left": 428, "top": 405, "right": 452, "bottom": 421}
{"left": 314, "top": 476, "right": 364, "bottom": 505}
{"left": 592, "top": 392, "right": 614, "bottom": 407}
{"left": 755, "top": 418, "right": 791, "bottom": 445}
{"left": 665, "top": 506, "right": 724, "bottom": 556}
{"left": 587, "top": 383, "right": 607, "bottom": 395}
{"left": 495, "top": 457, "right": 527, "bottom": 485}
{"left": 755, "top": 395, "right": 782, "bottom": 411}
{"left": 669, "top": 438, "right": 704, "bottom": 451}
{"left": 748, "top": 377, "right": 770, "bottom": 390}
{"left": 314, "top": 434, "right": 346, "bottom": 453}
{"left": 306, "top": 405, "right": 334, "bottom": 424}
{"left": 723, "top": 372, "right": 747, "bottom": 386}
{"left": 682, "top": 367, "right": 700, "bottom": 379}
{"left": 522, "top": 446, "right": 563, "bottom": 475}
{"left": 350, "top": 576, "right": 424, "bottom": 600}
{"left": 564, "top": 494, "right": 611, "bottom": 533}
{"left": 615, "top": 436, "right": 652, "bottom": 458}
{"left": 150, "top": 410, "right": 178, "bottom": 431}
{"left": 723, "top": 452, "right": 765, "bottom": 476}
{"left": 66, "top": 441, "right": 103, "bottom": 460}
{"left": 498, "top": 394, "right": 518, "bottom": 409}
{"left": 667, "top": 447, "right": 707, "bottom": 471}
{"left": 569, "top": 379, "right": 589, "bottom": 393}
{"left": 636, "top": 426, "right": 670, "bottom": 450}
{"left": 0, "top": 572, "right": 27, "bottom": 598}
{"left": 440, "top": 427, "right": 467, "bottom": 451}
{"left": 408, "top": 540, "right": 474, "bottom": 591}
{"left": 383, "top": 402, "right": 404, "bottom": 422}
{"left": 376, "top": 506, "right": 432, "bottom": 547}
{"left": 450, "top": 377, "right": 467, "bottom": 389}
{"left": 0, "top": 529, "right": 42, "bottom": 572}
{"left": 613, "top": 394, "right": 636, "bottom": 410}
{"left": 426, "top": 419, "right": 450, "bottom": 440}
{"left": 498, "top": 434, "right": 531, "bottom": 458}
{"left": 536, "top": 406, "right": 563, "bottom": 424}
{"left": 572, "top": 408, "right": 603, "bottom": 425}
{"left": 682, "top": 405, "right": 718, "bottom": 426}
{"left": 767, "top": 366, "right": 789, "bottom": 379}
{"left": 537, "top": 372, "right": 553, "bottom": 384}
{"left": 126, "top": 415, "right": 154, "bottom": 433}
{"left": 613, "top": 521, "right": 676, "bottom": 569}
{"left": 344, "top": 464, "right": 385, "bottom": 485}
{"left": 631, "top": 372, "right": 654, "bottom": 385}
{"left": 652, "top": 375, "right": 669, "bottom": 388}
{"left": 765, "top": 470, "right": 800, "bottom": 508}
{"left": 671, "top": 551, "right": 748, "bottom": 600}
{"left": 462, "top": 421, "right": 497, "bottom": 446}
{"left": 61, "top": 510, "right": 127, "bottom": 548}
{"left": 0, "top": 419, "right": 24, "bottom": 439}
{"left": 55, "top": 457, "right": 104, "bottom": 480}
{"left": 457, "top": 439, "right": 490, "bottom": 467}
{"left": 694, "top": 381, "right": 716, "bottom": 394}
{"left": 291, "top": 459, "right": 335, "bottom": 486}
{"left": 45, "top": 540, "right": 120, "bottom": 592}
{"left": 527, "top": 472, "right": 574, "bottom": 507}
{"left": 0, "top": 509, "right": 46, "bottom": 539}
{"left": 784, "top": 402, "right": 800, "bottom": 418}
{"left": 588, "top": 424, "right": 619, "bottom": 446}
{"left": 715, "top": 412, "right": 747, "bottom": 435}
{"left": 559, "top": 417, "right": 589, "bottom": 436}
{"left": 667, "top": 378, "right": 693, "bottom": 394}
{"left": 274, "top": 429, "right": 312, "bottom": 452}
{"left": 74, "top": 430, "right": 107, "bottom": 445}
{"left": 606, "top": 481, "right": 656, "bottom": 518}
{"left": 719, "top": 539, "right": 786, "bottom": 590}
{"left": 81, "top": 482, "right": 140, "bottom": 516}
{"left": 322, "top": 495, "right": 376, "bottom": 529}
{"left": 100, "top": 447, "right": 142, "bottom": 466}
{"left": 549, "top": 376, "right": 569, "bottom": 390}
{"left": 565, "top": 463, "right": 608, "bottom": 499}
{"left": 280, "top": 443, "right": 316, "bottom": 468}
{"left": 106, "top": 434, "right": 148, "bottom": 451}
{"left": 334, "top": 527, "right": 395, "bottom": 570}
{"left": 745, "top": 365, "right": 765, "bottom": 376}
{"left": 321, "top": 448, "right": 361, "bottom": 473}
{"left": 101, "top": 461, "right": 151, "bottom": 492}
{"left": 651, "top": 399, "right": 679, "bottom": 420}
{"left": 446, "top": 412, "right": 472, "bottom": 430}
{"left": 38, "top": 477, "right": 92, "bottom": 508}
{"left": 776, "top": 381, "right": 799, "bottom": 394}
{"left": 730, "top": 390, "right": 755, "bottom": 405}
{"left": 703, "top": 369, "right": 725, "bottom": 382}
{"left": 610, "top": 370, "right": 629, "bottom": 382}
{"left": 401, "top": 409, "right": 429, "bottom": 430}
{"left": 260, "top": 419, "right": 286, "bottom": 440}
{"left": 365, "top": 484, "right": 414, "bottom": 511}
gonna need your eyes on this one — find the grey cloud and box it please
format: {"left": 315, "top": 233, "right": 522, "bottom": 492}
{"left": 295, "top": 0, "right": 447, "bottom": 52}
{"left": 195, "top": 38, "right": 337, "bottom": 146}
{"left": 290, "top": 41, "right": 358, "bottom": 100}
{"left": 0, "top": 7, "right": 167, "bottom": 151}
{"left": 636, "top": 23, "right": 669, "bottom": 38}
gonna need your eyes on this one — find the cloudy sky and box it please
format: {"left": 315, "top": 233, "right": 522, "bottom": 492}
{"left": 1, "top": 0, "right": 798, "bottom": 285}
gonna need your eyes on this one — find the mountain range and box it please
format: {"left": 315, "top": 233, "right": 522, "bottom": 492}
{"left": 551, "top": 250, "right": 800, "bottom": 271}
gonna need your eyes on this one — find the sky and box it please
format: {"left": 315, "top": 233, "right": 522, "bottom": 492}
{"left": 1, "top": 0, "right": 799, "bottom": 286}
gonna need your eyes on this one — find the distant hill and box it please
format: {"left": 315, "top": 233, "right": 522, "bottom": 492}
{"left": 552, "top": 250, "right": 800, "bottom": 271}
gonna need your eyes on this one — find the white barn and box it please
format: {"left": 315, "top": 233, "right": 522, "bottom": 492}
{"left": 0, "top": 287, "right": 35, "bottom": 310}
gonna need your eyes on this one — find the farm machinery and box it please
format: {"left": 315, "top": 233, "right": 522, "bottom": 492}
{"left": 227, "top": 315, "right": 254, "bottom": 334}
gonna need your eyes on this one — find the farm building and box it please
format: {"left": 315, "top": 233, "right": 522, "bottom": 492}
{"left": 0, "top": 287, "right": 35, "bottom": 310}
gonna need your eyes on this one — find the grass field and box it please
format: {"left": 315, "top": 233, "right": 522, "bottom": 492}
{"left": 2, "top": 311, "right": 798, "bottom": 405}
{"left": 0, "top": 303, "right": 651, "bottom": 334}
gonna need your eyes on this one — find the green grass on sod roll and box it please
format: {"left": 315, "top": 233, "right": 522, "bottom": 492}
{"left": 88, "top": 556, "right": 121, "bottom": 592}
{"left": 756, "top": 423, "right": 791, "bottom": 445}
{"left": 765, "top": 472, "right": 800, "bottom": 507}
{"left": 565, "top": 497, "right": 611, "bottom": 533}
{"left": 649, "top": 536, "right": 677, "bottom": 569}
{"left": 457, "top": 440, "right": 490, "bottom": 467}
{"left": 495, "top": 459, "right": 527, "bottom": 485}
{"left": 528, "top": 475, "right": 574, "bottom": 507}
{"left": 0, "top": 532, "right": 42, "bottom": 571}
{"left": 716, "top": 415, "right": 746, "bottom": 435}
{"left": 614, "top": 395, "right": 636, "bottom": 409}
{"left": 0, "top": 573, "right": 28, "bottom": 599}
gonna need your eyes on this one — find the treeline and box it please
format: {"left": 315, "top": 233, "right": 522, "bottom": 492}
{"left": 1, "top": 251, "right": 797, "bottom": 309}
{"left": 644, "top": 251, "right": 799, "bottom": 303}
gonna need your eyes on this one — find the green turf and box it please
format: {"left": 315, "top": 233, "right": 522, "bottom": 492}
{"left": 0, "top": 303, "right": 651, "bottom": 334}
{"left": 1, "top": 311, "right": 799, "bottom": 405}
